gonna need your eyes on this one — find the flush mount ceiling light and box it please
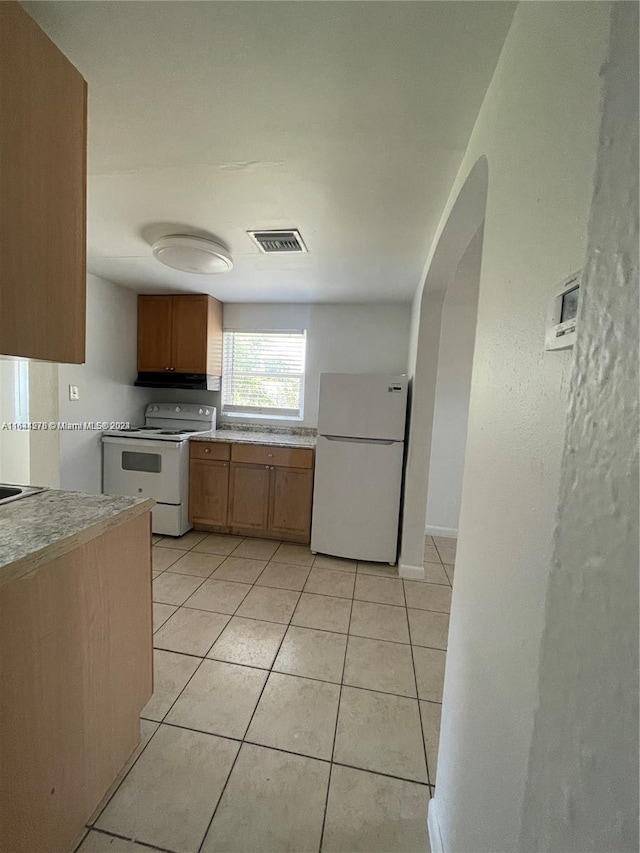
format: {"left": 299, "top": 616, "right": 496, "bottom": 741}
{"left": 151, "top": 235, "right": 233, "bottom": 274}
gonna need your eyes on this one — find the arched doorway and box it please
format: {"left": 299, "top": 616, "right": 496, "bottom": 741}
{"left": 399, "top": 156, "right": 488, "bottom": 578}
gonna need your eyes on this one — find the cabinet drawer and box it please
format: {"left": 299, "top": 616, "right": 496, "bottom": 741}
{"left": 190, "top": 442, "right": 230, "bottom": 461}
{"left": 231, "top": 443, "right": 314, "bottom": 469}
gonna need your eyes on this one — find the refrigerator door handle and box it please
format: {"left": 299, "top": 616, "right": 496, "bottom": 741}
{"left": 323, "top": 435, "right": 398, "bottom": 446}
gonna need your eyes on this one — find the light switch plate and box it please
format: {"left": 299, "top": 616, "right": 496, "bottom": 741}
{"left": 68, "top": 384, "right": 79, "bottom": 401}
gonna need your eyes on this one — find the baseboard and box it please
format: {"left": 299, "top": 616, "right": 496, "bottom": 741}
{"left": 428, "top": 796, "right": 445, "bottom": 853}
{"left": 425, "top": 524, "right": 458, "bottom": 539}
{"left": 398, "top": 562, "right": 425, "bottom": 580}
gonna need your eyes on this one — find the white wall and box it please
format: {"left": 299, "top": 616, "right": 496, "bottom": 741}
{"left": 425, "top": 227, "right": 482, "bottom": 537}
{"left": 0, "top": 359, "right": 31, "bottom": 485}
{"left": 28, "top": 360, "right": 61, "bottom": 487}
{"left": 58, "top": 274, "right": 149, "bottom": 493}
{"left": 412, "top": 3, "right": 613, "bottom": 852}
{"left": 520, "top": 3, "right": 638, "bottom": 849}
{"left": 150, "top": 303, "right": 412, "bottom": 428}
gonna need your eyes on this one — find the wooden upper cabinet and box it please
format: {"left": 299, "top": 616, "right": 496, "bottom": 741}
{"left": 0, "top": 2, "right": 87, "bottom": 363}
{"left": 137, "top": 294, "right": 223, "bottom": 374}
{"left": 137, "top": 296, "right": 173, "bottom": 371}
{"left": 173, "top": 295, "right": 211, "bottom": 373}
{"left": 269, "top": 467, "right": 314, "bottom": 539}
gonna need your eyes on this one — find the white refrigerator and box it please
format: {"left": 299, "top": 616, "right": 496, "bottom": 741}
{"left": 311, "top": 373, "right": 408, "bottom": 564}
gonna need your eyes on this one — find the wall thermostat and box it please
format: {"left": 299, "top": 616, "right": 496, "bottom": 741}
{"left": 545, "top": 271, "right": 581, "bottom": 351}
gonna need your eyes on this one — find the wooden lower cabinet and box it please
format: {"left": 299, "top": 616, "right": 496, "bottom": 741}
{"left": 189, "top": 458, "right": 229, "bottom": 529}
{"left": 269, "top": 466, "right": 314, "bottom": 539}
{"left": 228, "top": 463, "right": 271, "bottom": 534}
{"left": 189, "top": 441, "right": 314, "bottom": 542}
{"left": 0, "top": 510, "right": 152, "bottom": 853}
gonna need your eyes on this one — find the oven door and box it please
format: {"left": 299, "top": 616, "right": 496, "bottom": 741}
{"left": 102, "top": 437, "right": 187, "bottom": 505}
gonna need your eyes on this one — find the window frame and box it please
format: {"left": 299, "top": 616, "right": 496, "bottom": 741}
{"left": 221, "top": 329, "right": 307, "bottom": 420}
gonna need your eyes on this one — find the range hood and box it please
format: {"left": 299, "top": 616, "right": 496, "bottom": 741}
{"left": 135, "top": 372, "right": 221, "bottom": 391}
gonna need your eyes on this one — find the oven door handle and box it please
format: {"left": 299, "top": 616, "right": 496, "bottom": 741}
{"left": 102, "top": 437, "right": 183, "bottom": 450}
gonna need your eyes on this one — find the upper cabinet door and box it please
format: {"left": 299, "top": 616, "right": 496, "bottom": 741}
{"left": 171, "top": 295, "right": 210, "bottom": 374}
{"left": 0, "top": 2, "right": 87, "bottom": 363}
{"left": 137, "top": 296, "right": 173, "bottom": 371}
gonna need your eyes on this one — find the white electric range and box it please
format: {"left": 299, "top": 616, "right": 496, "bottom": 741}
{"left": 102, "top": 402, "right": 216, "bottom": 536}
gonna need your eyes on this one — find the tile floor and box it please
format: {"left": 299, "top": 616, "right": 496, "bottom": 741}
{"left": 76, "top": 533, "right": 455, "bottom": 853}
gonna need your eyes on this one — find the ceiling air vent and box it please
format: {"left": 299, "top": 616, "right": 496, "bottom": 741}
{"left": 247, "top": 229, "right": 307, "bottom": 254}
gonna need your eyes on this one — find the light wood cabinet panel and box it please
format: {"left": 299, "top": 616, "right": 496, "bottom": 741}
{"left": 137, "top": 294, "right": 223, "bottom": 374}
{"left": 189, "top": 459, "right": 229, "bottom": 527}
{"left": 206, "top": 296, "right": 224, "bottom": 376}
{"left": 0, "top": 1, "right": 87, "bottom": 363}
{"left": 191, "top": 442, "right": 315, "bottom": 543}
{"left": 228, "top": 463, "right": 271, "bottom": 534}
{"left": 190, "top": 441, "right": 230, "bottom": 462}
{"left": 0, "top": 511, "right": 152, "bottom": 853}
{"left": 172, "top": 295, "right": 210, "bottom": 373}
{"left": 231, "top": 443, "right": 314, "bottom": 469}
{"left": 269, "top": 466, "right": 314, "bottom": 539}
{"left": 137, "top": 295, "right": 173, "bottom": 371}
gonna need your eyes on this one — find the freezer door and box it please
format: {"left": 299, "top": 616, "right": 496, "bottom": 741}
{"left": 310, "top": 435, "right": 404, "bottom": 563}
{"left": 317, "top": 373, "right": 408, "bottom": 440}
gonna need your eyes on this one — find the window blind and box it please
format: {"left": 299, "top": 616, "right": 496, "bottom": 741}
{"left": 222, "top": 330, "right": 307, "bottom": 418}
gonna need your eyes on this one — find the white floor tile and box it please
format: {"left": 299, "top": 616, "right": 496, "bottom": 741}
{"left": 168, "top": 550, "right": 226, "bottom": 578}
{"left": 334, "top": 686, "right": 427, "bottom": 783}
{"left": 96, "top": 724, "right": 238, "bottom": 853}
{"left": 291, "top": 592, "right": 352, "bottom": 633}
{"left": 207, "top": 616, "right": 286, "bottom": 669}
{"left": 354, "top": 574, "right": 405, "bottom": 606}
{"left": 420, "top": 700, "right": 442, "bottom": 784}
{"left": 235, "top": 585, "right": 300, "bottom": 623}
{"left": 273, "top": 625, "right": 347, "bottom": 683}
{"left": 152, "top": 602, "right": 177, "bottom": 633}
{"left": 152, "top": 572, "right": 205, "bottom": 606}
{"left": 322, "top": 764, "right": 431, "bottom": 853}
{"left": 153, "top": 608, "right": 229, "bottom": 656}
{"left": 246, "top": 672, "right": 340, "bottom": 760}
{"left": 349, "top": 600, "right": 410, "bottom": 644}
{"left": 183, "top": 578, "right": 251, "bottom": 615}
{"left": 155, "top": 530, "right": 208, "bottom": 551}
{"left": 343, "top": 635, "right": 416, "bottom": 697}
{"left": 304, "top": 567, "right": 356, "bottom": 599}
{"left": 408, "top": 608, "right": 450, "bottom": 649}
{"left": 412, "top": 646, "right": 447, "bottom": 703}
{"left": 404, "top": 581, "right": 452, "bottom": 613}
{"left": 201, "top": 743, "right": 329, "bottom": 853}
{"left": 141, "top": 649, "right": 201, "bottom": 722}
{"left": 166, "top": 658, "right": 267, "bottom": 739}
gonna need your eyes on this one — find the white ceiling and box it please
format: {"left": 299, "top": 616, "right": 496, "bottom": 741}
{"left": 24, "top": 1, "right": 514, "bottom": 303}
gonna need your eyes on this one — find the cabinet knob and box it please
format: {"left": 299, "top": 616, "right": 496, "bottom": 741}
{"left": 267, "top": 452, "right": 273, "bottom": 457}
{"left": 271, "top": 466, "right": 275, "bottom": 471}
{"left": 264, "top": 465, "right": 270, "bottom": 469}
{"left": 204, "top": 448, "right": 210, "bottom": 453}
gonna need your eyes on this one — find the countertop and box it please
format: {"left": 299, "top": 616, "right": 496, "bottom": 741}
{"left": 0, "top": 490, "right": 154, "bottom": 586}
{"left": 191, "top": 429, "right": 317, "bottom": 449}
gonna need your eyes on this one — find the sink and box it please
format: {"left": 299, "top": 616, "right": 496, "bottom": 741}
{"left": 0, "top": 484, "right": 48, "bottom": 505}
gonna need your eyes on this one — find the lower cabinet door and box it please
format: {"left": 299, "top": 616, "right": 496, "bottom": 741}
{"left": 269, "top": 466, "right": 314, "bottom": 541}
{"left": 189, "top": 459, "right": 229, "bottom": 527}
{"left": 228, "top": 462, "right": 271, "bottom": 533}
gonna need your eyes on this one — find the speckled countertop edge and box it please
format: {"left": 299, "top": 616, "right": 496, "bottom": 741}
{"left": 192, "top": 429, "right": 317, "bottom": 449}
{"left": 0, "top": 490, "right": 154, "bottom": 587}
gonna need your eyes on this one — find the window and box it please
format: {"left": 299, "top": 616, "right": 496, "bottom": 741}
{"left": 222, "top": 330, "right": 306, "bottom": 418}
